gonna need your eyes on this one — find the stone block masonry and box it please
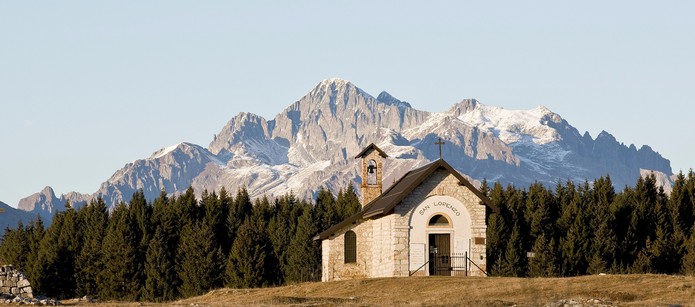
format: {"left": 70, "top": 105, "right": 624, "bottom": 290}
{"left": 0, "top": 264, "right": 59, "bottom": 305}
{"left": 0, "top": 265, "right": 32, "bottom": 299}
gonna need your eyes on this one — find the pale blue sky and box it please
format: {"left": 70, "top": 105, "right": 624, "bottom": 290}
{"left": 1, "top": 1, "right": 693, "bottom": 207}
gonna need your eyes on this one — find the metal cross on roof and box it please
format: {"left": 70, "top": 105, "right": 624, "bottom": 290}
{"left": 435, "top": 137, "right": 445, "bottom": 159}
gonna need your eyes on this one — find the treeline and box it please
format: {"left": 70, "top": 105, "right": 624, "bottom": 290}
{"left": 3, "top": 171, "right": 695, "bottom": 300}
{"left": 0, "top": 186, "right": 360, "bottom": 301}
{"left": 486, "top": 171, "right": 695, "bottom": 277}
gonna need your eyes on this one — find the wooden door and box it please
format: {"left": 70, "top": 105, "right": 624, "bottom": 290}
{"left": 428, "top": 233, "right": 451, "bottom": 276}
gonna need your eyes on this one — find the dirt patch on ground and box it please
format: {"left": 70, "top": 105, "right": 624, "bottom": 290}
{"left": 46, "top": 274, "right": 695, "bottom": 306}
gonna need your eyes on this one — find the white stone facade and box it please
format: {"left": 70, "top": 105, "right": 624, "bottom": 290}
{"left": 321, "top": 168, "right": 488, "bottom": 281}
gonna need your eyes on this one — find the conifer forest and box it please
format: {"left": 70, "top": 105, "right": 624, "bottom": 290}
{"left": 2, "top": 172, "right": 695, "bottom": 301}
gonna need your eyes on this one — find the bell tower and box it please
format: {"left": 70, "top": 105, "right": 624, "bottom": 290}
{"left": 355, "top": 143, "right": 388, "bottom": 207}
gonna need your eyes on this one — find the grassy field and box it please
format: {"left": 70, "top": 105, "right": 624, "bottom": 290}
{"left": 57, "top": 274, "right": 695, "bottom": 306}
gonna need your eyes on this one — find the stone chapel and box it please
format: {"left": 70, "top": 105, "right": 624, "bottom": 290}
{"left": 315, "top": 144, "right": 498, "bottom": 281}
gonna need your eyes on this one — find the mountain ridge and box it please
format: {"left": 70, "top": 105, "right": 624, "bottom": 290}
{"left": 16, "top": 78, "right": 673, "bottom": 217}
{"left": 1, "top": 200, "right": 38, "bottom": 232}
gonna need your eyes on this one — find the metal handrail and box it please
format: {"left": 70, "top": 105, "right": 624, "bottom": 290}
{"left": 408, "top": 260, "right": 430, "bottom": 276}
{"left": 466, "top": 254, "right": 488, "bottom": 276}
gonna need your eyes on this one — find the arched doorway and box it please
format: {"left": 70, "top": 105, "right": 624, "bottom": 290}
{"left": 408, "top": 195, "right": 472, "bottom": 276}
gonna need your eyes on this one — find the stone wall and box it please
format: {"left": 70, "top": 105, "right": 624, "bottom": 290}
{"left": 321, "top": 220, "right": 374, "bottom": 281}
{"left": 0, "top": 265, "right": 33, "bottom": 298}
{"left": 370, "top": 215, "right": 394, "bottom": 278}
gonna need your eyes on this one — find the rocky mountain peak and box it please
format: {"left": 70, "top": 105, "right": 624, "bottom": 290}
{"left": 534, "top": 105, "right": 564, "bottom": 125}
{"left": 448, "top": 99, "right": 479, "bottom": 117}
{"left": 319, "top": 77, "right": 350, "bottom": 86}
{"left": 596, "top": 130, "right": 617, "bottom": 143}
{"left": 307, "top": 78, "right": 370, "bottom": 100}
{"left": 41, "top": 186, "right": 55, "bottom": 197}
{"left": 268, "top": 79, "right": 431, "bottom": 166}
{"left": 376, "top": 91, "right": 412, "bottom": 109}
{"left": 17, "top": 185, "right": 63, "bottom": 214}
{"left": 535, "top": 105, "right": 552, "bottom": 113}
{"left": 209, "top": 112, "right": 272, "bottom": 157}
{"left": 149, "top": 142, "right": 207, "bottom": 160}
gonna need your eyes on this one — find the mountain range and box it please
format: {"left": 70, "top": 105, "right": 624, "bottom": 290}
{"left": 11, "top": 78, "right": 674, "bottom": 221}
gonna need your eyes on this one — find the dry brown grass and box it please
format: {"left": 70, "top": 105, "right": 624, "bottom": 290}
{"left": 37, "top": 274, "right": 695, "bottom": 306}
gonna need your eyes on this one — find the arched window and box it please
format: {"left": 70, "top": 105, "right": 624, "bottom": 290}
{"left": 344, "top": 230, "right": 357, "bottom": 263}
{"left": 428, "top": 214, "right": 450, "bottom": 227}
{"left": 367, "top": 159, "right": 377, "bottom": 185}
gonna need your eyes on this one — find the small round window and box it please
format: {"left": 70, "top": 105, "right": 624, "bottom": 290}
{"left": 428, "top": 214, "right": 450, "bottom": 226}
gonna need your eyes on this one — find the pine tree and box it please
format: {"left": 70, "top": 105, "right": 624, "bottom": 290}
{"left": 177, "top": 221, "right": 225, "bottom": 297}
{"left": 588, "top": 176, "right": 617, "bottom": 274}
{"left": 609, "top": 190, "right": 633, "bottom": 272}
{"left": 506, "top": 185, "right": 529, "bottom": 252}
{"left": 128, "top": 190, "right": 152, "bottom": 299}
{"left": 25, "top": 215, "right": 45, "bottom": 287}
{"left": 590, "top": 176, "right": 615, "bottom": 240}
{"left": 670, "top": 172, "right": 694, "bottom": 236}
{"left": 682, "top": 231, "right": 695, "bottom": 276}
{"left": 486, "top": 182, "right": 510, "bottom": 276}
{"left": 337, "top": 185, "right": 361, "bottom": 220}
{"left": 201, "top": 189, "right": 229, "bottom": 254}
{"left": 76, "top": 198, "right": 108, "bottom": 296}
{"left": 33, "top": 204, "right": 79, "bottom": 299}
{"left": 285, "top": 203, "right": 320, "bottom": 283}
{"left": 254, "top": 196, "right": 274, "bottom": 226}
{"left": 144, "top": 228, "right": 176, "bottom": 301}
{"left": 314, "top": 187, "right": 338, "bottom": 232}
{"left": 650, "top": 187, "right": 679, "bottom": 274}
{"left": 630, "top": 245, "right": 653, "bottom": 274}
{"left": 480, "top": 179, "right": 490, "bottom": 196}
{"left": 225, "top": 215, "right": 269, "bottom": 288}
{"left": 587, "top": 220, "right": 617, "bottom": 274}
{"left": 689, "top": 170, "right": 695, "bottom": 231}
{"left": 177, "top": 187, "right": 200, "bottom": 227}
{"left": 145, "top": 191, "right": 179, "bottom": 301}
{"left": 0, "top": 222, "right": 28, "bottom": 269}
{"left": 497, "top": 222, "right": 526, "bottom": 277}
{"left": 526, "top": 182, "right": 556, "bottom": 245}
{"left": 99, "top": 202, "right": 137, "bottom": 300}
{"left": 218, "top": 187, "right": 233, "bottom": 255}
{"left": 560, "top": 184, "right": 591, "bottom": 276}
{"left": 485, "top": 212, "right": 506, "bottom": 276}
{"left": 227, "top": 187, "right": 252, "bottom": 246}
{"left": 630, "top": 175, "right": 659, "bottom": 258}
{"left": 268, "top": 195, "right": 293, "bottom": 285}
{"left": 528, "top": 233, "right": 558, "bottom": 277}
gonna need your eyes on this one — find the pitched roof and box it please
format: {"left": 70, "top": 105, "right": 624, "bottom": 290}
{"left": 314, "top": 159, "right": 498, "bottom": 240}
{"left": 354, "top": 143, "right": 389, "bottom": 159}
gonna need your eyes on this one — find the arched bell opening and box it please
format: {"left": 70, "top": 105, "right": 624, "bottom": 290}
{"left": 367, "top": 159, "right": 377, "bottom": 185}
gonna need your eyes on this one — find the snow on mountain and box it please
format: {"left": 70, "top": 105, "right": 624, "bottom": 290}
{"left": 151, "top": 142, "right": 184, "bottom": 159}
{"left": 16, "top": 78, "right": 675, "bottom": 216}
{"left": 450, "top": 102, "right": 582, "bottom": 178}
{"left": 457, "top": 104, "right": 562, "bottom": 145}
